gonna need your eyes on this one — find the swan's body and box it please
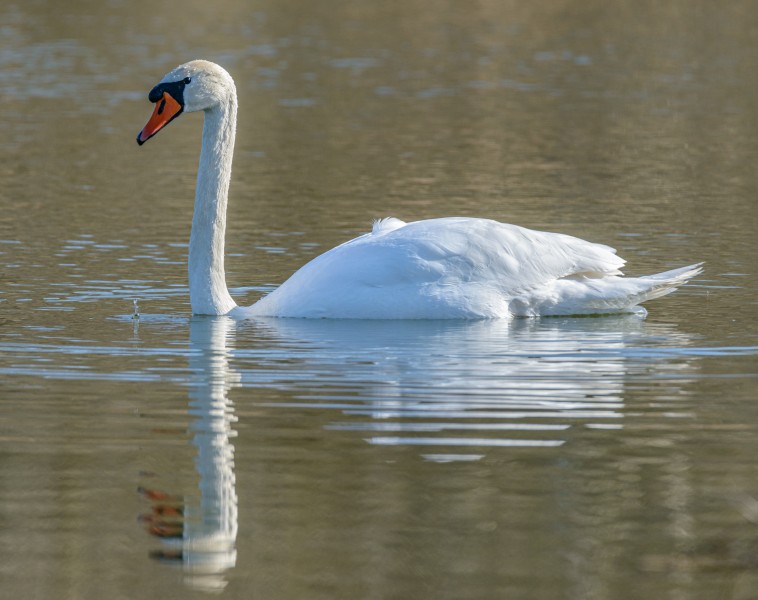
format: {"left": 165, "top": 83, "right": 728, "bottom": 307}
{"left": 138, "top": 60, "right": 702, "bottom": 319}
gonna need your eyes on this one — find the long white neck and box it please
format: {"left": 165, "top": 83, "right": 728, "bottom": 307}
{"left": 188, "top": 91, "right": 238, "bottom": 315}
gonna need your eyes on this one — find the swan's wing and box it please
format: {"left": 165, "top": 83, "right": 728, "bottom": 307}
{"left": 248, "top": 217, "right": 625, "bottom": 318}
{"left": 380, "top": 217, "right": 626, "bottom": 285}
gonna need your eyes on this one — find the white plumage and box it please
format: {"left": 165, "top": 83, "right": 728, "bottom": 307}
{"left": 244, "top": 216, "right": 701, "bottom": 319}
{"left": 138, "top": 60, "right": 702, "bottom": 320}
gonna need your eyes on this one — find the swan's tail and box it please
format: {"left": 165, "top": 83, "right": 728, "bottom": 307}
{"left": 626, "top": 262, "right": 704, "bottom": 303}
{"left": 516, "top": 263, "right": 704, "bottom": 317}
{"left": 581, "top": 262, "right": 704, "bottom": 311}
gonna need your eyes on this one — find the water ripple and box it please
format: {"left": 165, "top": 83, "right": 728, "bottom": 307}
{"left": 1, "top": 313, "right": 752, "bottom": 453}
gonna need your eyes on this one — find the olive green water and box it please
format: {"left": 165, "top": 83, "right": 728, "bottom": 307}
{"left": 1, "top": 1, "right": 757, "bottom": 598}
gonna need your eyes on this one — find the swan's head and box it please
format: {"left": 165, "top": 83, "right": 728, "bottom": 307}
{"left": 137, "top": 60, "right": 236, "bottom": 145}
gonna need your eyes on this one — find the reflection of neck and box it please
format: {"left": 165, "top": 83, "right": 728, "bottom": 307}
{"left": 188, "top": 93, "right": 238, "bottom": 316}
{"left": 185, "top": 316, "right": 238, "bottom": 588}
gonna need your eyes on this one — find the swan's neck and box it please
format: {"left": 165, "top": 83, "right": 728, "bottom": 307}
{"left": 189, "top": 94, "right": 238, "bottom": 315}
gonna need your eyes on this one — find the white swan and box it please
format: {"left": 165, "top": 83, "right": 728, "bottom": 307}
{"left": 137, "top": 60, "right": 702, "bottom": 319}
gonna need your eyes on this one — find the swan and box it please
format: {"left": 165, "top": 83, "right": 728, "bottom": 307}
{"left": 137, "top": 60, "right": 702, "bottom": 319}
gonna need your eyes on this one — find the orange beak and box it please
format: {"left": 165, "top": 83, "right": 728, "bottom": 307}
{"left": 137, "top": 92, "right": 183, "bottom": 145}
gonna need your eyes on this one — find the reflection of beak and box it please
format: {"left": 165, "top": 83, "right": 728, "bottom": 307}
{"left": 137, "top": 92, "right": 183, "bottom": 145}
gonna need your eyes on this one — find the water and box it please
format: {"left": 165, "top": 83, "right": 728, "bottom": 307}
{"left": 2, "top": 1, "right": 758, "bottom": 598}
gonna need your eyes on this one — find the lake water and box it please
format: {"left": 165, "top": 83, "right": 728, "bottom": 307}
{"left": 1, "top": 1, "right": 758, "bottom": 598}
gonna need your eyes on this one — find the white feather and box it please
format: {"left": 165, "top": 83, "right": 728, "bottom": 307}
{"left": 244, "top": 218, "right": 701, "bottom": 319}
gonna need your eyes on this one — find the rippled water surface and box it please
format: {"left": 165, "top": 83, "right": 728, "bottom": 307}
{"left": 2, "top": 1, "right": 758, "bottom": 598}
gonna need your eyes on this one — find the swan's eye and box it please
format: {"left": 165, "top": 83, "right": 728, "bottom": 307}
{"left": 183, "top": 77, "right": 192, "bottom": 85}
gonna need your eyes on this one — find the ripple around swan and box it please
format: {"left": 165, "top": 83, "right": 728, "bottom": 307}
{"left": 0, "top": 307, "right": 755, "bottom": 475}
{"left": 0, "top": 312, "right": 726, "bottom": 457}
{"left": 211, "top": 316, "right": 706, "bottom": 454}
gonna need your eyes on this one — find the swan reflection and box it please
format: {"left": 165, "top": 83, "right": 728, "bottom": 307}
{"left": 141, "top": 316, "right": 238, "bottom": 591}
{"left": 137, "top": 313, "right": 698, "bottom": 588}
{"left": 238, "top": 316, "right": 696, "bottom": 457}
